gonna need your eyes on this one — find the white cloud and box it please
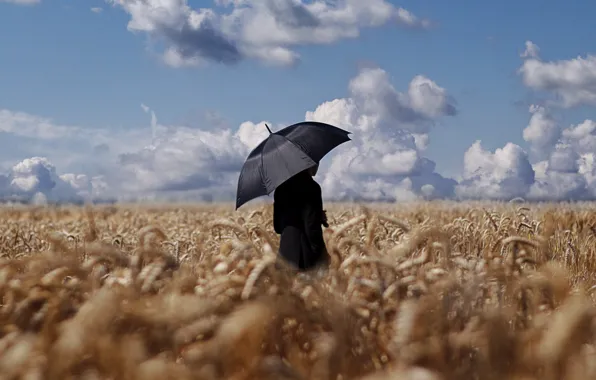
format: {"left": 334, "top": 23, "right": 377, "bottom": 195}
{"left": 117, "top": 126, "right": 259, "bottom": 194}
{"left": 91, "top": 7, "right": 103, "bottom": 13}
{"left": 524, "top": 116, "right": 596, "bottom": 200}
{"left": 235, "top": 121, "right": 272, "bottom": 150}
{"left": 520, "top": 40, "right": 540, "bottom": 59}
{"left": 110, "top": 104, "right": 272, "bottom": 200}
{"left": 562, "top": 119, "right": 596, "bottom": 153}
{"left": 0, "top": 157, "right": 98, "bottom": 204}
{"left": 519, "top": 41, "right": 596, "bottom": 108}
{"left": 0, "top": 108, "right": 156, "bottom": 173}
{"left": 528, "top": 145, "right": 589, "bottom": 201}
{"left": 579, "top": 154, "right": 596, "bottom": 195}
{"left": 106, "top": 0, "right": 431, "bottom": 67}
{"left": 522, "top": 105, "right": 561, "bottom": 160}
{"left": 519, "top": 101, "right": 596, "bottom": 200}
{"left": 0, "top": 105, "right": 275, "bottom": 203}
{"left": 5, "top": 61, "right": 596, "bottom": 204}
{"left": 305, "top": 66, "right": 458, "bottom": 202}
{"left": 141, "top": 103, "right": 159, "bottom": 143}
{"left": 455, "top": 141, "right": 535, "bottom": 201}
{"left": 469, "top": 43, "right": 596, "bottom": 201}
{"left": 0, "top": 65, "right": 457, "bottom": 204}
{"left": 456, "top": 100, "right": 596, "bottom": 202}
{"left": 0, "top": 110, "right": 84, "bottom": 140}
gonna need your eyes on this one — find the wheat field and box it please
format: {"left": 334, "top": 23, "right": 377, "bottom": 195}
{"left": 0, "top": 201, "right": 595, "bottom": 380}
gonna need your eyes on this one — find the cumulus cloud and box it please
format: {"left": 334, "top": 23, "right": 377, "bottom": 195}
{"left": 5, "top": 58, "right": 596, "bottom": 204}
{"left": 0, "top": 105, "right": 276, "bottom": 203}
{"left": 0, "top": 157, "right": 105, "bottom": 204}
{"left": 0, "top": 65, "right": 458, "bottom": 204}
{"left": 522, "top": 105, "right": 561, "bottom": 160}
{"left": 0, "top": 106, "right": 153, "bottom": 203}
{"left": 457, "top": 42, "right": 596, "bottom": 202}
{"left": 305, "top": 66, "right": 458, "bottom": 202}
{"left": 102, "top": 116, "right": 278, "bottom": 202}
{"left": 528, "top": 143, "right": 590, "bottom": 201}
{"left": 562, "top": 119, "right": 596, "bottom": 153}
{"left": 0, "top": 108, "right": 155, "bottom": 173}
{"left": 519, "top": 101, "right": 596, "bottom": 200}
{"left": 455, "top": 141, "right": 535, "bottom": 201}
{"left": 457, "top": 101, "right": 596, "bottom": 202}
{"left": 106, "top": 0, "right": 431, "bottom": 67}
{"left": 0, "top": 112, "right": 244, "bottom": 203}
{"left": 115, "top": 117, "right": 269, "bottom": 198}
{"left": 519, "top": 41, "right": 596, "bottom": 108}
{"left": 524, "top": 112, "right": 596, "bottom": 201}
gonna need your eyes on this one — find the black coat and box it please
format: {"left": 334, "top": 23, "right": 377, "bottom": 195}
{"left": 273, "top": 171, "right": 327, "bottom": 270}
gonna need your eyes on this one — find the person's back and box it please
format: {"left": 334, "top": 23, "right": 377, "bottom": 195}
{"left": 273, "top": 167, "right": 328, "bottom": 270}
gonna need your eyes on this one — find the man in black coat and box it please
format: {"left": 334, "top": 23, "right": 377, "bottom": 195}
{"left": 273, "top": 164, "right": 329, "bottom": 271}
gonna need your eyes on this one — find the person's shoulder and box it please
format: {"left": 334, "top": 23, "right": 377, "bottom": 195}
{"left": 274, "top": 182, "right": 286, "bottom": 197}
{"left": 305, "top": 178, "right": 321, "bottom": 195}
{"left": 310, "top": 177, "right": 321, "bottom": 189}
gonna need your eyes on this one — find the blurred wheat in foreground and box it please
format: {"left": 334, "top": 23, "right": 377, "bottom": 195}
{"left": 1, "top": 201, "right": 596, "bottom": 380}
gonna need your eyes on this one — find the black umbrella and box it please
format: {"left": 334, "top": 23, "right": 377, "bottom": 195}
{"left": 235, "top": 121, "right": 351, "bottom": 210}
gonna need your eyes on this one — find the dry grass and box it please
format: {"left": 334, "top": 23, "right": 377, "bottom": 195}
{"left": 1, "top": 200, "right": 596, "bottom": 380}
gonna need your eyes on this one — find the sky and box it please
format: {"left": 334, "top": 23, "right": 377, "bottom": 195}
{"left": 1, "top": 0, "right": 596, "bottom": 204}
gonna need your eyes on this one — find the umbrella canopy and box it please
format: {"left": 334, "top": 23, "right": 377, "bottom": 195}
{"left": 235, "top": 121, "right": 351, "bottom": 209}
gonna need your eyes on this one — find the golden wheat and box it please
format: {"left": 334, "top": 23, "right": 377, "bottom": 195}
{"left": 0, "top": 200, "right": 595, "bottom": 380}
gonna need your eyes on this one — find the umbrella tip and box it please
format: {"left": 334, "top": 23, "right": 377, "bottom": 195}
{"left": 265, "top": 123, "right": 272, "bottom": 134}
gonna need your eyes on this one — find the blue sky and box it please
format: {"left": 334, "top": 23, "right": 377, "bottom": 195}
{"left": 1, "top": 0, "right": 596, "bottom": 203}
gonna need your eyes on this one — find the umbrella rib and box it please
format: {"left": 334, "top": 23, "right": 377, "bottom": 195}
{"left": 263, "top": 135, "right": 316, "bottom": 195}
{"left": 259, "top": 141, "right": 268, "bottom": 194}
{"left": 278, "top": 134, "right": 318, "bottom": 182}
{"left": 278, "top": 134, "right": 317, "bottom": 163}
{"left": 279, "top": 126, "right": 351, "bottom": 162}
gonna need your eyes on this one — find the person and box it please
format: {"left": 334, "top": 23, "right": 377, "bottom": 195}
{"left": 273, "top": 163, "right": 329, "bottom": 271}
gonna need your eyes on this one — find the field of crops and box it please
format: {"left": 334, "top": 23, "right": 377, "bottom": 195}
{"left": 0, "top": 201, "right": 596, "bottom": 380}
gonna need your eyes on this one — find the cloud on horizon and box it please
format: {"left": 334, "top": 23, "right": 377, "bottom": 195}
{"left": 2, "top": 42, "right": 596, "bottom": 205}
{"left": 0, "top": 65, "right": 460, "bottom": 204}
{"left": 447, "top": 41, "right": 596, "bottom": 202}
